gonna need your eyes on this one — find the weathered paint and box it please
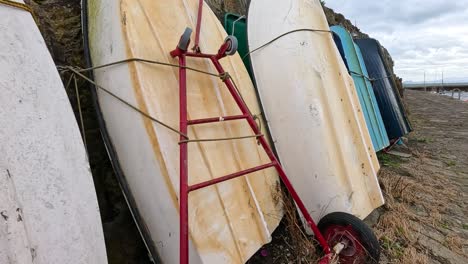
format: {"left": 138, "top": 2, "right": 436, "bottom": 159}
{"left": 331, "top": 26, "right": 390, "bottom": 152}
{"left": 248, "top": 0, "right": 384, "bottom": 233}
{"left": 356, "top": 38, "right": 412, "bottom": 140}
{"left": 0, "top": 2, "right": 107, "bottom": 263}
{"left": 86, "top": 0, "right": 283, "bottom": 263}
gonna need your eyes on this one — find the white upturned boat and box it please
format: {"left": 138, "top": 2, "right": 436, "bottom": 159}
{"left": 0, "top": 1, "right": 107, "bottom": 263}
{"left": 84, "top": 0, "right": 283, "bottom": 263}
{"left": 248, "top": 0, "right": 384, "bottom": 230}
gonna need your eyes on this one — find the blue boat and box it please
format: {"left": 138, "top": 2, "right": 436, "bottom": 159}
{"left": 331, "top": 26, "right": 390, "bottom": 151}
{"left": 355, "top": 38, "right": 412, "bottom": 140}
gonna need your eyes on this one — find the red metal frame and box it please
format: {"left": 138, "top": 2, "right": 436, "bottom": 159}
{"left": 177, "top": 53, "right": 189, "bottom": 264}
{"left": 170, "top": 40, "right": 332, "bottom": 264}
{"left": 170, "top": 3, "right": 332, "bottom": 263}
{"left": 192, "top": 0, "right": 204, "bottom": 52}
{"left": 383, "top": 137, "right": 401, "bottom": 153}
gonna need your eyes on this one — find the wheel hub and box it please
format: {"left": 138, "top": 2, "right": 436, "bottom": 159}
{"left": 323, "top": 224, "right": 366, "bottom": 263}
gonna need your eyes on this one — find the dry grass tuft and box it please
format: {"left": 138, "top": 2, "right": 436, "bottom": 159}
{"left": 444, "top": 235, "right": 464, "bottom": 255}
{"left": 375, "top": 168, "right": 424, "bottom": 260}
{"left": 400, "top": 247, "right": 429, "bottom": 264}
{"left": 248, "top": 189, "right": 322, "bottom": 264}
{"left": 376, "top": 146, "right": 468, "bottom": 263}
{"left": 281, "top": 191, "right": 319, "bottom": 263}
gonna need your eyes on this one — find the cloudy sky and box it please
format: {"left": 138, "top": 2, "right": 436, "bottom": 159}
{"left": 326, "top": 0, "right": 468, "bottom": 83}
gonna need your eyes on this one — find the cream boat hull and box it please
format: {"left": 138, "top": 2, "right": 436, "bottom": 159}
{"left": 248, "top": 0, "right": 384, "bottom": 231}
{"left": 0, "top": 2, "right": 107, "bottom": 263}
{"left": 86, "top": 0, "right": 283, "bottom": 263}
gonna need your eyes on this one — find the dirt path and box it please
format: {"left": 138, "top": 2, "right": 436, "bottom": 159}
{"left": 373, "top": 90, "right": 468, "bottom": 263}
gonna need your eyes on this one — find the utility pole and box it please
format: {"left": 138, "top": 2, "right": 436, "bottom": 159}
{"left": 424, "top": 71, "right": 426, "bottom": 92}
{"left": 442, "top": 70, "right": 444, "bottom": 93}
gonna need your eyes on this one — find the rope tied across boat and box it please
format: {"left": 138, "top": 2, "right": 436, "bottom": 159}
{"left": 242, "top": 28, "right": 332, "bottom": 60}
{"left": 349, "top": 71, "right": 392, "bottom": 83}
{"left": 58, "top": 59, "right": 264, "bottom": 145}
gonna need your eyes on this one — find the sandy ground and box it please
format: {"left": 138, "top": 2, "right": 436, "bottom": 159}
{"left": 372, "top": 90, "right": 467, "bottom": 264}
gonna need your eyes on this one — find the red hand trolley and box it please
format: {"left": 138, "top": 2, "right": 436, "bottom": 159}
{"left": 168, "top": 1, "right": 380, "bottom": 264}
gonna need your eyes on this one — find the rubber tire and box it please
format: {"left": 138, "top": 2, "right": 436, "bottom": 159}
{"left": 224, "top": 35, "right": 238, "bottom": 56}
{"left": 177, "top": 27, "right": 193, "bottom": 51}
{"left": 318, "top": 212, "right": 380, "bottom": 264}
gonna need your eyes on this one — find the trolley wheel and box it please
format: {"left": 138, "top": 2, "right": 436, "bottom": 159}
{"left": 223, "top": 35, "right": 238, "bottom": 56}
{"left": 177, "top": 27, "right": 193, "bottom": 51}
{"left": 318, "top": 212, "right": 380, "bottom": 264}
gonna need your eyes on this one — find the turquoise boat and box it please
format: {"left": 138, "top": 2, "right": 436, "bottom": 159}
{"left": 331, "top": 26, "right": 390, "bottom": 151}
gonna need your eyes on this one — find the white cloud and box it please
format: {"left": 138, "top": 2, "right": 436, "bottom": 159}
{"left": 326, "top": 0, "right": 468, "bottom": 82}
